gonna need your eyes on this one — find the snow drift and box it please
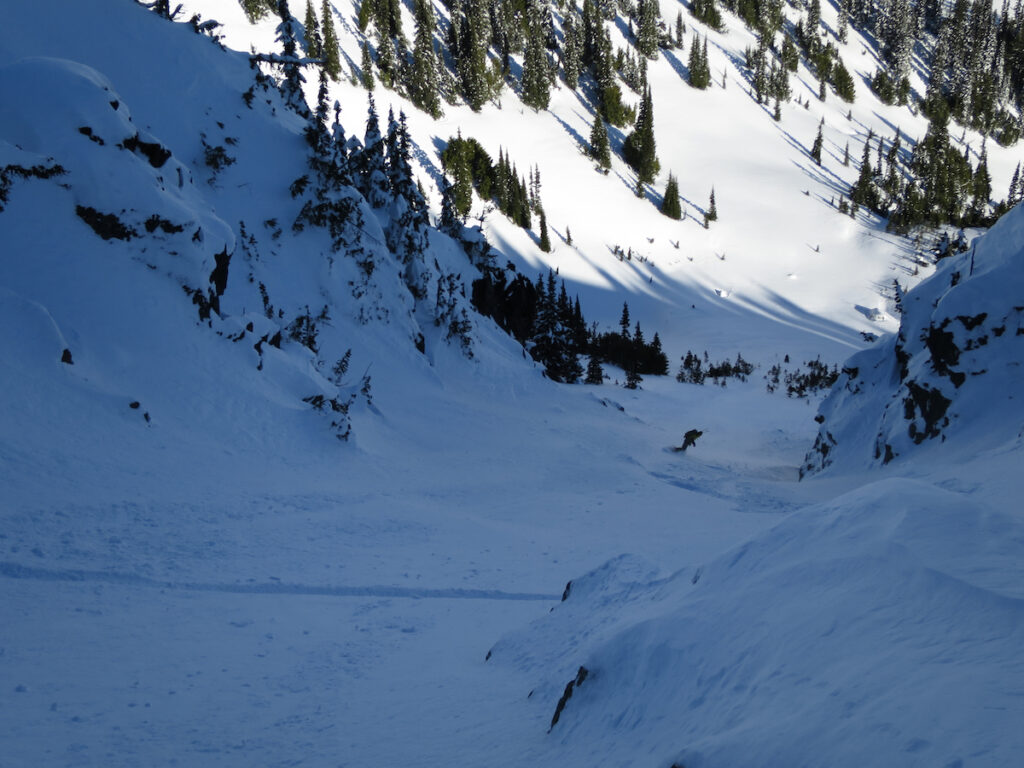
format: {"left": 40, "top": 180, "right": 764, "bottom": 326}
{"left": 489, "top": 477, "right": 1024, "bottom": 767}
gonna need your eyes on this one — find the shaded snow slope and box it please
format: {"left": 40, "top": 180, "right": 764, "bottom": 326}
{"left": 489, "top": 475, "right": 1024, "bottom": 768}
{"left": 803, "top": 202, "right": 1024, "bottom": 475}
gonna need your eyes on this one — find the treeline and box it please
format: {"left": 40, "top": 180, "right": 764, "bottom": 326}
{"left": 472, "top": 272, "right": 668, "bottom": 385}
{"left": 440, "top": 135, "right": 543, "bottom": 235}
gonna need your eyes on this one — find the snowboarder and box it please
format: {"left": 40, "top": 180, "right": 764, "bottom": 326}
{"left": 679, "top": 429, "right": 703, "bottom": 451}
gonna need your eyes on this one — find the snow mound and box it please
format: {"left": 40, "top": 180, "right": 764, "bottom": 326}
{"left": 803, "top": 203, "right": 1024, "bottom": 475}
{"left": 490, "top": 478, "right": 1024, "bottom": 767}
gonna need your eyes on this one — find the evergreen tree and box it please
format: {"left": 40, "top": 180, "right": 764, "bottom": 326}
{"left": 688, "top": 33, "right": 711, "bottom": 89}
{"left": 838, "top": 0, "right": 850, "bottom": 42}
{"left": 620, "top": 301, "right": 630, "bottom": 334}
{"left": 384, "top": 110, "right": 432, "bottom": 297}
{"left": 781, "top": 35, "right": 799, "bottom": 71}
{"left": 275, "top": 0, "right": 309, "bottom": 115}
{"left": 439, "top": 174, "right": 461, "bottom": 234}
{"left": 353, "top": 95, "right": 390, "bottom": 207}
{"left": 705, "top": 187, "right": 718, "bottom": 224}
{"left": 624, "top": 362, "right": 642, "bottom": 389}
{"left": 636, "top": 0, "right": 660, "bottom": 59}
{"left": 623, "top": 85, "right": 659, "bottom": 183}
{"left": 242, "top": 0, "right": 276, "bottom": 22}
{"left": 459, "top": 0, "right": 492, "bottom": 110}
{"left": 539, "top": 209, "right": 552, "bottom": 251}
{"left": 811, "top": 118, "right": 824, "bottom": 165}
{"left": 530, "top": 270, "right": 582, "bottom": 382}
{"left": 650, "top": 333, "right": 669, "bottom": 375}
{"left": 562, "top": 9, "right": 583, "bottom": 89}
{"left": 320, "top": 0, "right": 341, "bottom": 79}
{"left": 376, "top": 28, "right": 398, "bottom": 88}
{"left": 850, "top": 132, "right": 877, "bottom": 209}
{"left": 410, "top": 0, "right": 442, "bottom": 116}
{"left": 452, "top": 142, "right": 474, "bottom": 216}
{"left": 303, "top": 0, "right": 322, "bottom": 58}
{"left": 832, "top": 56, "right": 856, "bottom": 102}
{"left": 522, "top": 0, "right": 552, "bottom": 110}
{"left": 585, "top": 355, "right": 605, "bottom": 384}
{"left": 807, "top": 0, "right": 821, "bottom": 36}
{"left": 692, "top": 0, "right": 723, "bottom": 30}
{"left": 357, "top": 0, "right": 372, "bottom": 31}
{"left": 588, "top": 113, "right": 612, "bottom": 169}
{"left": 660, "top": 173, "right": 682, "bottom": 218}
{"left": 361, "top": 42, "right": 375, "bottom": 90}
{"left": 293, "top": 73, "right": 364, "bottom": 259}
{"left": 971, "top": 141, "right": 991, "bottom": 217}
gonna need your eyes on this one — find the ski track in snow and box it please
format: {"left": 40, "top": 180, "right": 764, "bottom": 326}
{"left": 0, "top": 561, "right": 559, "bottom": 602}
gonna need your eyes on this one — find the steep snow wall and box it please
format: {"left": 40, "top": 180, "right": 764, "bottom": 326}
{"left": 802, "top": 203, "right": 1024, "bottom": 475}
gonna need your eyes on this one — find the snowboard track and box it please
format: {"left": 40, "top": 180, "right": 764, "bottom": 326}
{"left": 0, "top": 561, "right": 559, "bottom": 601}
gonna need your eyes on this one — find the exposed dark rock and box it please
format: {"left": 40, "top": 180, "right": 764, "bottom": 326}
{"left": 121, "top": 133, "right": 172, "bottom": 168}
{"left": 549, "top": 666, "right": 590, "bottom": 731}
{"left": 904, "top": 382, "right": 952, "bottom": 444}
{"left": 75, "top": 205, "right": 135, "bottom": 240}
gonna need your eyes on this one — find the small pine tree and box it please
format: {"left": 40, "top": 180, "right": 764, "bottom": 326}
{"left": 624, "top": 362, "right": 642, "bottom": 389}
{"left": 811, "top": 119, "right": 824, "bottom": 165}
{"left": 620, "top": 301, "right": 630, "bottom": 335}
{"left": 589, "top": 113, "right": 612, "bottom": 169}
{"left": 585, "top": 356, "right": 604, "bottom": 384}
{"left": 660, "top": 173, "right": 682, "bottom": 219}
{"left": 705, "top": 187, "right": 717, "bottom": 224}
{"left": 1008, "top": 163, "right": 1022, "bottom": 205}
{"left": 539, "top": 209, "right": 551, "bottom": 252}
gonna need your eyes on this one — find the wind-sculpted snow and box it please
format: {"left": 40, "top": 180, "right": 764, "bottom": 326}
{"left": 490, "top": 479, "right": 1024, "bottom": 767}
{"left": 803, "top": 203, "right": 1024, "bottom": 475}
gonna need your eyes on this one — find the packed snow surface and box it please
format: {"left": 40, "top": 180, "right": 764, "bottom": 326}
{"left": 2, "top": 0, "right": 1023, "bottom": 766}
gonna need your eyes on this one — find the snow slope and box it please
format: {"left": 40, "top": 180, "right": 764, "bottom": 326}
{"left": 2, "top": 1, "right": 1023, "bottom": 767}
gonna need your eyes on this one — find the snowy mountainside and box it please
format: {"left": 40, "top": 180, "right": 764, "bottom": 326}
{"left": 802, "top": 202, "right": 1024, "bottom": 475}
{"left": 177, "top": 0, "right": 1024, "bottom": 368}
{"left": 0, "top": 0, "right": 511, "bottom": 461}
